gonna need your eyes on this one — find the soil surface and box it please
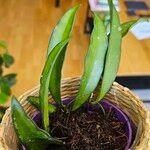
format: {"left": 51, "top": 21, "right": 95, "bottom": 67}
{"left": 47, "top": 104, "right": 128, "bottom": 150}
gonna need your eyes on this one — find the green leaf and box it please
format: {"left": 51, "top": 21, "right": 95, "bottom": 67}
{"left": 27, "top": 96, "right": 56, "bottom": 114}
{"left": 47, "top": 5, "right": 79, "bottom": 105}
{"left": 39, "top": 39, "right": 69, "bottom": 131}
{"left": 107, "top": 18, "right": 150, "bottom": 37}
{"left": 121, "top": 18, "right": 150, "bottom": 37}
{"left": 47, "top": 5, "right": 79, "bottom": 55}
{"left": 72, "top": 13, "right": 108, "bottom": 111}
{"left": 48, "top": 44, "right": 67, "bottom": 105}
{"left": 3, "top": 73, "right": 17, "bottom": 87}
{"left": 0, "top": 81, "right": 11, "bottom": 96}
{"left": 96, "top": 0, "right": 122, "bottom": 101}
{"left": 3, "top": 53, "right": 14, "bottom": 68}
{"left": 11, "top": 96, "right": 63, "bottom": 150}
{"left": 0, "top": 92, "right": 9, "bottom": 104}
{"left": 0, "top": 40, "right": 7, "bottom": 49}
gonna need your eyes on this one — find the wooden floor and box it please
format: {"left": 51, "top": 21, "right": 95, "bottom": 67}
{"left": 0, "top": 0, "right": 150, "bottom": 102}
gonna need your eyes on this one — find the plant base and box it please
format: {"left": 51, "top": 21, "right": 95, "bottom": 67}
{"left": 23, "top": 100, "right": 136, "bottom": 150}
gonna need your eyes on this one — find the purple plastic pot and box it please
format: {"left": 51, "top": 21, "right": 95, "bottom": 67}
{"left": 101, "top": 100, "right": 132, "bottom": 150}
{"left": 23, "top": 99, "right": 133, "bottom": 150}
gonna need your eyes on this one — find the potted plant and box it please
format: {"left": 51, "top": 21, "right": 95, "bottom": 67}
{"left": 0, "top": 40, "right": 17, "bottom": 122}
{"left": 0, "top": 1, "right": 150, "bottom": 150}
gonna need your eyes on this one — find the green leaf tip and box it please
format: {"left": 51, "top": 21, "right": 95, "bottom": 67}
{"left": 72, "top": 12, "right": 108, "bottom": 111}
{"left": 96, "top": 0, "right": 122, "bottom": 102}
{"left": 47, "top": 4, "right": 80, "bottom": 55}
{"left": 11, "top": 96, "right": 63, "bottom": 150}
{"left": 45, "top": 4, "right": 80, "bottom": 109}
{"left": 96, "top": 2, "right": 150, "bottom": 102}
{"left": 121, "top": 18, "right": 150, "bottom": 37}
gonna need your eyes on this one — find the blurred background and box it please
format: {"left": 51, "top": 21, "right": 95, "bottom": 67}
{"left": 0, "top": 0, "right": 150, "bottom": 109}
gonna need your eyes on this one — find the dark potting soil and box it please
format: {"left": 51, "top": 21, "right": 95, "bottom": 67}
{"left": 47, "top": 105, "right": 128, "bottom": 150}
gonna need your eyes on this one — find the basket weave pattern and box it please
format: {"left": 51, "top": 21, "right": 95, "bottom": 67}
{"left": 0, "top": 77, "right": 150, "bottom": 150}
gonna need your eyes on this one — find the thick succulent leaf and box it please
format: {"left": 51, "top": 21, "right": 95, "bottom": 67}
{"left": 11, "top": 96, "right": 63, "bottom": 150}
{"left": 3, "top": 73, "right": 17, "bottom": 87}
{"left": 0, "top": 40, "right": 7, "bottom": 49}
{"left": 72, "top": 13, "right": 108, "bottom": 111}
{"left": 121, "top": 18, "right": 150, "bottom": 37}
{"left": 3, "top": 53, "right": 14, "bottom": 68}
{"left": 12, "top": 97, "right": 62, "bottom": 149}
{"left": 107, "top": 18, "right": 149, "bottom": 36}
{"left": 39, "top": 40, "right": 69, "bottom": 131}
{"left": 97, "top": 0, "right": 122, "bottom": 101}
{"left": 47, "top": 5, "right": 79, "bottom": 105}
{"left": 27, "top": 96, "right": 56, "bottom": 114}
{"left": 49, "top": 47, "right": 65, "bottom": 105}
{"left": 47, "top": 5, "right": 79, "bottom": 55}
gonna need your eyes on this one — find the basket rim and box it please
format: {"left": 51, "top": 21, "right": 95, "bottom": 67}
{"left": 0, "top": 77, "right": 150, "bottom": 150}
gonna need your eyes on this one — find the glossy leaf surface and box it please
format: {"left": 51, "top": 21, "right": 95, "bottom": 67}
{"left": 39, "top": 40, "right": 68, "bottom": 131}
{"left": 72, "top": 13, "right": 108, "bottom": 111}
{"left": 47, "top": 5, "right": 79, "bottom": 105}
{"left": 11, "top": 96, "right": 62, "bottom": 150}
{"left": 47, "top": 5, "right": 79, "bottom": 55}
{"left": 97, "top": 0, "right": 122, "bottom": 101}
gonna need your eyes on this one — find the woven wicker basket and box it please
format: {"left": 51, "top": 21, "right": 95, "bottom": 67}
{"left": 0, "top": 77, "right": 150, "bottom": 150}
